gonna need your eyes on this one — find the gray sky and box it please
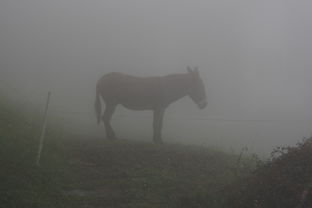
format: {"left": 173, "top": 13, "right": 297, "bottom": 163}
{"left": 1, "top": 0, "right": 312, "bottom": 154}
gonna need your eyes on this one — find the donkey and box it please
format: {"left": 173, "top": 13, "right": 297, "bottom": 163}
{"left": 95, "top": 66, "right": 207, "bottom": 144}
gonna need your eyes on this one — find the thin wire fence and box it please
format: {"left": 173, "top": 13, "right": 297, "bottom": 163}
{"left": 2, "top": 80, "right": 312, "bottom": 123}
{"left": 2, "top": 82, "right": 312, "bottom": 157}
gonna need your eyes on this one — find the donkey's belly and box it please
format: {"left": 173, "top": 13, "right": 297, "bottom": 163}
{"left": 116, "top": 88, "right": 162, "bottom": 110}
{"left": 120, "top": 101, "right": 155, "bottom": 110}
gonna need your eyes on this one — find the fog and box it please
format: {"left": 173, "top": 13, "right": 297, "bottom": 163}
{"left": 1, "top": 0, "right": 312, "bottom": 155}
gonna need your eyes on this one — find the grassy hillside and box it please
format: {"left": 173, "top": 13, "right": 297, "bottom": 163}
{"left": 0, "top": 95, "right": 254, "bottom": 208}
{"left": 61, "top": 138, "right": 253, "bottom": 208}
{"left": 0, "top": 95, "right": 68, "bottom": 208}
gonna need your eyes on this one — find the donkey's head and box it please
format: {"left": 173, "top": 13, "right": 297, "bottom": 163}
{"left": 187, "top": 66, "right": 207, "bottom": 109}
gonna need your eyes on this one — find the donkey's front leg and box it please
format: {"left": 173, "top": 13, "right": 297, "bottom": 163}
{"left": 153, "top": 108, "right": 165, "bottom": 144}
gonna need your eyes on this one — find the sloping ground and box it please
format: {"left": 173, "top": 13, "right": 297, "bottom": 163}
{"left": 0, "top": 95, "right": 252, "bottom": 208}
{"left": 61, "top": 138, "right": 243, "bottom": 208}
{"left": 3, "top": 94, "right": 312, "bottom": 208}
{"left": 0, "top": 96, "right": 67, "bottom": 208}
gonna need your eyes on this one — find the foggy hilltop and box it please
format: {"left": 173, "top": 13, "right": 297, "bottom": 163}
{"left": 1, "top": 0, "right": 312, "bottom": 154}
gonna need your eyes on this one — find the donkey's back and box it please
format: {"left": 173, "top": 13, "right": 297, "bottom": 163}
{"left": 95, "top": 68, "right": 207, "bottom": 143}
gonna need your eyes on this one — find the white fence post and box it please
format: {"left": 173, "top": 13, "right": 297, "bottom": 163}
{"left": 36, "top": 91, "right": 51, "bottom": 166}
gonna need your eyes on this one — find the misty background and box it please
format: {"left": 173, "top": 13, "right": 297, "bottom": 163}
{"left": 1, "top": 0, "right": 312, "bottom": 155}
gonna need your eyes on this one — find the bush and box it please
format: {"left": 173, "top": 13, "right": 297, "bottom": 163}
{"left": 228, "top": 137, "right": 312, "bottom": 208}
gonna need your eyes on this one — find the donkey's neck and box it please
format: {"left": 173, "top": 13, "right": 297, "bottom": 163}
{"left": 161, "top": 73, "right": 192, "bottom": 105}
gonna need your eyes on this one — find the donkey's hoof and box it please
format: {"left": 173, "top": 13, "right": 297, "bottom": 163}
{"left": 107, "top": 136, "right": 118, "bottom": 141}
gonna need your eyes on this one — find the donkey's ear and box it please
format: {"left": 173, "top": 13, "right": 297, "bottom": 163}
{"left": 187, "top": 66, "right": 193, "bottom": 73}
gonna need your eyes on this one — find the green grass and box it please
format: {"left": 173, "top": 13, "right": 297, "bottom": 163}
{"left": 0, "top": 94, "right": 255, "bottom": 208}
{"left": 0, "top": 95, "right": 68, "bottom": 208}
{"left": 2, "top": 94, "right": 310, "bottom": 207}
{"left": 60, "top": 138, "right": 254, "bottom": 208}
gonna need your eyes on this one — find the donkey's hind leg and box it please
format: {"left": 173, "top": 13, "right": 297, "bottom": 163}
{"left": 102, "top": 102, "right": 117, "bottom": 140}
{"left": 153, "top": 108, "right": 165, "bottom": 144}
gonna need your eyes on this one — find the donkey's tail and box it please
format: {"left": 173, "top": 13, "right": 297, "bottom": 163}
{"left": 95, "top": 83, "right": 102, "bottom": 124}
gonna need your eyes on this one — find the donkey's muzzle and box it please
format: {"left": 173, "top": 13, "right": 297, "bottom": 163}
{"left": 198, "top": 100, "right": 207, "bottom": 109}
